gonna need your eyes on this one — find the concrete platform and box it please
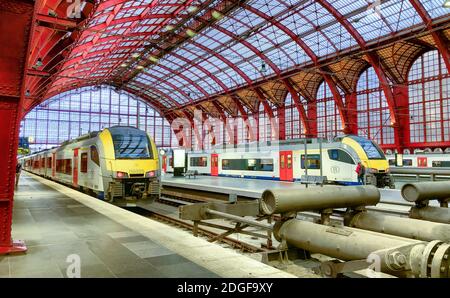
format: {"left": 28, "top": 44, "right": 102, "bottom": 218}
{"left": 1, "top": 173, "right": 295, "bottom": 278}
{"left": 162, "top": 174, "right": 404, "bottom": 202}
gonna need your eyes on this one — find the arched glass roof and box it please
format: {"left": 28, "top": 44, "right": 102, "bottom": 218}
{"left": 25, "top": 0, "right": 450, "bottom": 116}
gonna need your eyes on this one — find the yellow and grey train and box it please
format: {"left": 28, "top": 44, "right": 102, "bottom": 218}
{"left": 21, "top": 126, "right": 160, "bottom": 203}
{"left": 164, "top": 135, "right": 393, "bottom": 188}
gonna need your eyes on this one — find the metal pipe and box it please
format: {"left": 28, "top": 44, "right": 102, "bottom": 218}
{"left": 401, "top": 181, "right": 450, "bottom": 204}
{"left": 205, "top": 209, "right": 272, "bottom": 230}
{"left": 261, "top": 186, "right": 380, "bottom": 215}
{"left": 345, "top": 211, "right": 450, "bottom": 242}
{"left": 390, "top": 167, "right": 450, "bottom": 175}
{"left": 274, "top": 219, "right": 415, "bottom": 276}
{"left": 274, "top": 219, "right": 450, "bottom": 278}
{"left": 275, "top": 219, "right": 415, "bottom": 261}
{"left": 409, "top": 206, "right": 450, "bottom": 224}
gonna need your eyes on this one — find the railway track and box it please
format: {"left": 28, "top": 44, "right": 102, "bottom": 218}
{"left": 129, "top": 197, "right": 270, "bottom": 253}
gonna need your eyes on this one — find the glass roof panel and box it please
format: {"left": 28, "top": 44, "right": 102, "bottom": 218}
{"left": 421, "top": 0, "right": 450, "bottom": 19}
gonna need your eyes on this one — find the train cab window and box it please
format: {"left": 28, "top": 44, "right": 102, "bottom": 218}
{"left": 90, "top": 146, "right": 100, "bottom": 166}
{"left": 109, "top": 127, "right": 153, "bottom": 159}
{"left": 190, "top": 157, "right": 207, "bottom": 167}
{"left": 348, "top": 135, "right": 385, "bottom": 160}
{"left": 301, "top": 155, "right": 321, "bottom": 169}
{"left": 328, "top": 149, "right": 355, "bottom": 164}
{"left": 80, "top": 153, "right": 88, "bottom": 173}
{"left": 403, "top": 159, "right": 413, "bottom": 166}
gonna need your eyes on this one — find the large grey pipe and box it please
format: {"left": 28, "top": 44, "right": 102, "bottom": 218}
{"left": 261, "top": 185, "right": 380, "bottom": 215}
{"left": 274, "top": 219, "right": 418, "bottom": 276}
{"left": 409, "top": 206, "right": 450, "bottom": 224}
{"left": 401, "top": 181, "right": 450, "bottom": 203}
{"left": 346, "top": 211, "right": 450, "bottom": 242}
{"left": 274, "top": 219, "right": 450, "bottom": 278}
{"left": 275, "top": 219, "right": 416, "bottom": 261}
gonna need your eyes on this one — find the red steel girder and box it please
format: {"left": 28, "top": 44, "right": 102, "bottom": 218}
{"left": 36, "top": 13, "right": 78, "bottom": 30}
{"left": 316, "top": 0, "right": 403, "bottom": 149}
{"left": 408, "top": 0, "right": 450, "bottom": 72}
{"left": 242, "top": 3, "right": 348, "bottom": 134}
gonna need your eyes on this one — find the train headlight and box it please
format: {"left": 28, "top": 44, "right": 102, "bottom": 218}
{"left": 116, "top": 171, "right": 128, "bottom": 178}
{"left": 145, "top": 171, "right": 156, "bottom": 178}
{"left": 369, "top": 168, "right": 378, "bottom": 174}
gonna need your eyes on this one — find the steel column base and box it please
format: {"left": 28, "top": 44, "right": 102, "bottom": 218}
{"left": 0, "top": 240, "right": 27, "bottom": 255}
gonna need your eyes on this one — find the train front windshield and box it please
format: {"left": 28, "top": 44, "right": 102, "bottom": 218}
{"left": 110, "top": 127, "right": 154, "bottom": 159}
{"left": 348, "top": 135, "right": 386, "bottom": 160}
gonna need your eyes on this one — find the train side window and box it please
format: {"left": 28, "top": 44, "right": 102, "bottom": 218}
{"left": 388, "top": 159, "right": 395, "bottom": 166}
{"left": 301, "top": 155, "right": 321, "bottom": 169}
{"left": 328, "top": 149, "right": 355, "bottom": 164}
{"left": 80, "top": 153, "right": 88, "bottom": 173}
{"left": 222, "top": 159, "right": 245, "bottom": 171}
{"left": 90, "top": 146, "right": 100, "bottom": 166}
{"left": 432, "top": 161, "right": 450, "bottom": 167}
{"left": 47, "top": 157, "right": 52, "bottom": 168}
{"left": 64, "top": 159, "right": 72, "bottom": 175}
{"left": 260, "top": 159, "right": 274, "bottom": 171}
{"left": 403, "top": 159, "right": 412, "bottom": 166}
{"left": 190, "top": 157, "right": 207, "bottom": 167}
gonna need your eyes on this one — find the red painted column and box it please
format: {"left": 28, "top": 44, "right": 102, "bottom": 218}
{"left": 0, "top": 98, "right": 27, "bottom": 254}
{"left": 0, "top": 0, "right": 34, "bottom": 254}
{"left": 306, "top": 101, "right": 317, "bottom": 138}
{"left": 344, "top": 92, "right": 358, "bottom": 135}
{"left": 277, "top": 105, "right": 286, "bottom": 141}
{"left": 254, "top": 113, "right": 260, "bottom": 142}
{"left": 234, "top": 121, "right": 241, "bottom": 145}
{"left": 392, "top": 85, "right": 410, "bottom": 152}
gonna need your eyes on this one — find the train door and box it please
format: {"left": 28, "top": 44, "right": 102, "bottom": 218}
{"left": 279, "top": 151, "right": 293, "bottom": 181}
{"left": 73, "top": 148, "right": 79, "bottom": 187}
{"left": 211, "top": 154, "right": 219, "bottom": 176}
{"left": 417, "top": 157, "right": 427, "bottom": 167}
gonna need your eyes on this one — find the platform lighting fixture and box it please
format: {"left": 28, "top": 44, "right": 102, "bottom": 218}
{"left": 187, "top": 6, "right": 198, "bottom": 13}
{"left": 132, "top": 53, "right": 140, "bottom": 58}
{"left": 444, "top": 0, "right": 450, "bottom": 8}
{"left": 120, "top": 63, "right": 128, "bottom": 67}
{"left": 212, "top": 10, "right": 223, "bottom": 20}
{"left": 260, "top": 62, "right": 267, "bottom": 73}
{"left": 25, "top": 90, "right": 30, "bottom": 97}
{"left": 48, "top": 10, "right": 58, "bottom": 17}
{"left": 165, "top": 24, "right": 175, "bottom": 31}
{"left": 149, "top": 56, "right": 159, "bottom": 63}
{"left": 35, "top": 58, "right": 43, "bottom": 68}
{"left": 186, "top": 29, "right": 196, "bottom": 37}
{"left": 136, "top": 65, "right": 145, "bottom": 70}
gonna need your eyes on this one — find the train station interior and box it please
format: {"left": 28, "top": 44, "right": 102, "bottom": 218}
{"left": 1, "top": 0, "right": 450, "bottom": 280}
